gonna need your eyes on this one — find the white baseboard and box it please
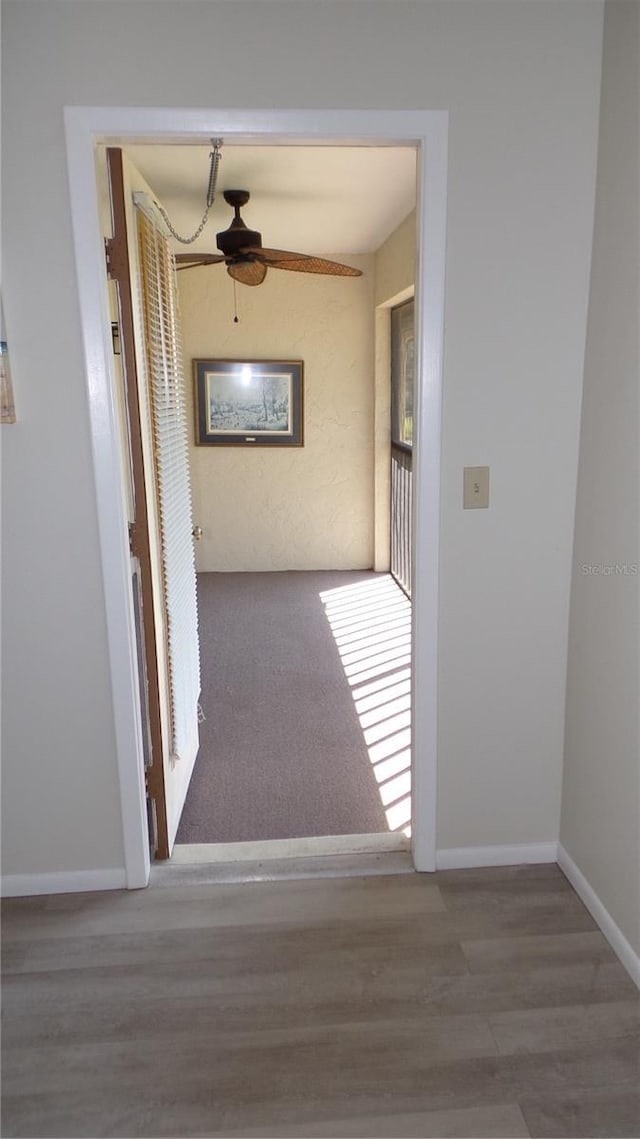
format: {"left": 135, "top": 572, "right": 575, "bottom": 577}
{"left": 436, "top": 841, "right": 559, "bottom": 870}
{"left": 1, "top": 867, "right": 127, "bottom": 898}
{"left": 557, "top": 844, "right": 640, "bottom": 989}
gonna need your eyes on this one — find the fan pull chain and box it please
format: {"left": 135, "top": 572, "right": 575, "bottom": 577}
{"left": 155, "top": 139, "right": 223, "bottom": 245}
{"left": 233, "top": 279, "right": 239, "bottom": 323}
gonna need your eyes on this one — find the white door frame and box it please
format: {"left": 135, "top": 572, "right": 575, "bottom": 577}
{"left": 64, "top": 107, "right": 448, "bottom": 888}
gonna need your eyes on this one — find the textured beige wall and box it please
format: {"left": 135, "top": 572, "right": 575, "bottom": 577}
{"left": 561, "top": 0, "right": 639, "bottom": 953}
{"left": 179, "top": 256, "right": 375, "bottom": 572}
{"left": 374, "top": 210, "right": 416, "bottom": 308}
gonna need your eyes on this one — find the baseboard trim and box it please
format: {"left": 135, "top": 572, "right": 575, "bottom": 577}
{"left": 557, "top": 844, "right": 640, "bottom": 988}
{"left": 436, "top": 841, "right": 559, "bottom": 870}
{"left": 1, "top": 868, "right": 127, "bottom": 898}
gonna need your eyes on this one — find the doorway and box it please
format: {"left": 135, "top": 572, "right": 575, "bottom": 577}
{"left": 128, "top": 140, "right": 417, "bottom": 850}
{"left": 109, "top": 139, "right": 418, "bottom": 854}
{"left": 65, "top": 106, "right": 448, "bottom": 886}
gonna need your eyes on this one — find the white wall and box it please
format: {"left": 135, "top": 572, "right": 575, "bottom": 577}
{"left": 560, "top": 0, "right": 639, "bottom": 954}
{"left": 178, "top": 255, "right": 375, "bottom": 572}
{"left": 1, "top": 0, "right": 603, "bottom": 881}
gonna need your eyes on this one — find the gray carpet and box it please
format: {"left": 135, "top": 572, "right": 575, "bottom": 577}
{"left": 176, "top": 571, "right": 408, "bottom": 844}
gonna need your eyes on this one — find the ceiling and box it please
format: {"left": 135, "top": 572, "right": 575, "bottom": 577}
{"left": 124, "top": 143, "right": 417, "bottom": 258}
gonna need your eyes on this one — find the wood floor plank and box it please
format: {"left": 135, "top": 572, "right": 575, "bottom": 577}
{"left": 2, "top": 865, "right": 636, "bottom": 1139}
{"left": 0, "top": 1095, "right": 531, "bottom": 1139}
{"left": 438, "top": 868, "right": 579, "bottom": 912}
{"left": 210, "top": 1102, "right": 532, "bottom": 1137}
{"left": 488, "top": 998, "right": 639, "bottom": 1055}
{"left": 435, "top": 864, "right": 567, "bottom": 885}
{"left": 520, "top": 1086, "right": 640, "bottom": 1137}
{"left": 2, "top": 998, "right": 493, "bottom": 1050}
{"left": 461, "top": 929, "right": 615, "bottom": 974}
{"left": 418, "top": 959, "right": 637, "bottom": 1015}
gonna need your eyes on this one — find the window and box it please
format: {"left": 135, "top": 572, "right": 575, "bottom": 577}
{"left": 391, "top": 298, "right": 414, "bottom": 448}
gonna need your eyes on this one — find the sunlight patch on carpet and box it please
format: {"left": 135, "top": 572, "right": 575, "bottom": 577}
{"left": 320, "top": 575, "right": 412, "bottom": 837}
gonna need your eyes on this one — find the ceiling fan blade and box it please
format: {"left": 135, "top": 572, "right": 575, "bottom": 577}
{"left": 241, "top": 247, "right": 313, "bottom": 264}
{"left": 242, "top": 247, "right": 361, "bottom": 276}
{"left": 264, "top": 255, "right": 362, "bottom": 277}
{"left": 227, "top": 260, "right": 268, "bottom": 287}
{"left": 174, "top": 253, "right": 225, "bottom": 271}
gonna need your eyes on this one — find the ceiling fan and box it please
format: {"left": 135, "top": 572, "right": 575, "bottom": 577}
{"left": 174, "top": 190, "right": 362, "bottom": 287}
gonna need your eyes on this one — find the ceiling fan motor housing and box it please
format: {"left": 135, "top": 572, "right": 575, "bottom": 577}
{"left": 216, "top": 189, "right": 262, "bottom": 257}
{"left": 216, "top": 222, "right": 262, "bottom": 257}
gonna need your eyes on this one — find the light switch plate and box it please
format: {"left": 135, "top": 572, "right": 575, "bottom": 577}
{"left": 464, "top": 466, "right": 490, "bottom": 509}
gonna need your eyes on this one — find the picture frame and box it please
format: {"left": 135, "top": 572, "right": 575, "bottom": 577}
{"left": 0, "top": 297, "right": 16, "bottom": 424}
{"left": 194, "top": 358, "right": 303, "bottom": 447}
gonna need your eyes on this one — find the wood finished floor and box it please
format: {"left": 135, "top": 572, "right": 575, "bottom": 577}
{"left": 2, "top": 862, "right": 639, "bottom": 1138}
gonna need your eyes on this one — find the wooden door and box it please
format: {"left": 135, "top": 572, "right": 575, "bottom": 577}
{"left": 105, "top": 148, "right": 200, "bottom": 858}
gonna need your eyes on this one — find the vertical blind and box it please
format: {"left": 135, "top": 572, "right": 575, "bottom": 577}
{"left": 135, "top": 196, "right": 200, "bottom": 766}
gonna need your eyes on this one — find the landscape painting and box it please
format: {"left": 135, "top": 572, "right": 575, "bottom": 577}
{"left": 194, "top": 359, "right": 303, "bottom": 447}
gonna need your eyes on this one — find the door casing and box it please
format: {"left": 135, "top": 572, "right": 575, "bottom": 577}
{"left": 64, "top": 107, "right": 449, "bottom": 888}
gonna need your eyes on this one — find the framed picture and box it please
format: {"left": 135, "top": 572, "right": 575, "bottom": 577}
{"left": 194, "top": 358, "right": 303, "bottom": 447}
{"left": 0, "top": 297, "right": 16, "bottom": 424}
